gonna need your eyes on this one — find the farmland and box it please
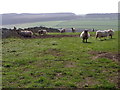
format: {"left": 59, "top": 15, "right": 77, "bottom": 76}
{"left": 3, "top": 18, "right": 118, "bottom": 30}
{"left": 2, "top": 30, "right": 120, "bottom": 88}
{"left": 2, "top": 13, "right": 119, "bottom": 88}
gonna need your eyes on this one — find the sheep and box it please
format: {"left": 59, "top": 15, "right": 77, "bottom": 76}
{"left": 17, "top": 30, "right": 33, "bottom": 37}
{"left": 107, "top": 29, "right": 114, "bottom": 39}
{"left": 80, "top": 30, "right": 90, "bottom": 43}
{"left": 59, "top": 28, "right": 65, "bottom": 33}
{"left": 71, "top": 28, "right": 76, "bottom": 33}
{"left": 96, "top": 30, "right": 109, "bottom": 40}
{"left": 92, "top": 28, "right": 95, "bottom": 32}
{"left": 38, "top": 30, "right": 47, "bottom": 35}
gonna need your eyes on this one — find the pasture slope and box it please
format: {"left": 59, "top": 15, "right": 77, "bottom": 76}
{"left": 2, "top": 31, "right": 120, "bottom": 88}
{"left": 3, "top": 18, "right": 118, "bottom": 30}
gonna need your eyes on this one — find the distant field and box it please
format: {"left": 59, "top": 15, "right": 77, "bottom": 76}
{"left": 2, "top": 18, "right": 118, "bottom": 30}
{"left": 2, "top": 31, "right": 120, "bottom": 88}
{"left": 2, "top": 21, "right": 64, "bottom": 29}
{"left": 57, "top": 19, "right": 118, "bottom": 30}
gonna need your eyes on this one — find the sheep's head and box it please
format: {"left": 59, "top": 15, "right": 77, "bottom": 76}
{"left": 84, "top": 30, "right": 88, "bottom": 33}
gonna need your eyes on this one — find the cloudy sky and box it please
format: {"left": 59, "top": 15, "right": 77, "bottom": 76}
{"left": 0, "top": 0, "right": 119, "bottom": 14}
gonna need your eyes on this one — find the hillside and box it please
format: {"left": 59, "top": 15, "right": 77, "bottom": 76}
{"left": 2, "top": 13, "right": 76, "bottom": 25}
{"left": 1, "top": 13, "right": 118, "bottom": 25}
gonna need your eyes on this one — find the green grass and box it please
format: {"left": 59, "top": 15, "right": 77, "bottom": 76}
{"left": 56, "top": 19, "right": 118, "bottom": 30}
{"left": 3, "top": 18, "right": 118, "bottom": 30}
{"left": 2, "top": 31, "right": 119, "bottom": 88}
{"left": 48, "top": 32, "right": 80, "bottom": 35}
{"left": 2, "top": 21, "right": 64, "bottom": 29}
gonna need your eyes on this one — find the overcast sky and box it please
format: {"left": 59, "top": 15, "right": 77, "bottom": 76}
{"left": 0, "top": 0, "right": 119, "bottom": 14}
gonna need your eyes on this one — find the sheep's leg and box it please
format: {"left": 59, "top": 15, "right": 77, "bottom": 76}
{"left": 96, "top": 34, "right": 98, "bottom": 39}
{"left": 111, "top": 35, "right": 112, "bottom": 39}
{"left": 86, "top": 39, "right": 87, "bottom": 43}
{"left": 96, "top": 36, "right": 98, "bottom": 39}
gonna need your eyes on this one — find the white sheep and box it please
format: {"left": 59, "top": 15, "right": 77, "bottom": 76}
{"left": 38, "top": 30, "right": 47, "bottom": 35}
{"left": 80, "top": 30, "right": 90, "bottom": 43}
{"left": 17, "top": 30, "right": 33, "bottom": 37}
{"left": 71, "top": 28, "right": 76, "bottom": 33}
{"left": 107, "top": 29, "right": 114, "bottom": 39}
{"left": 59, "top": 28, "right": 65, "bottom": 33}
{"left": 96, "top": 30, "right": 108, "bottom": 40}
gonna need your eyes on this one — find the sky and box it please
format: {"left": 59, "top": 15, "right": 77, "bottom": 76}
{"left": 0, "top": 0, "right": 119, "bottom": 14}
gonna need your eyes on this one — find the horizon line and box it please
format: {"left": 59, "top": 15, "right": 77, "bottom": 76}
{"left": 0, "top": 12, "right": 118, "bottom": 15}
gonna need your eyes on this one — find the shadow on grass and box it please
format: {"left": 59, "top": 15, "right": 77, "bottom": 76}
{"left": 81, "top": 42, "right": 92, "bottom": 44}
{"left": 97, "top": 38, "right": 116, "bottom": 41}
{"left": 107, "top": 38, "right": 116, "bottom": 40}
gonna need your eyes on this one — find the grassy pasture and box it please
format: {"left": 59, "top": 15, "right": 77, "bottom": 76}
{"left": 56, "top": 19, "right": 118, "bottom": 30}
{"left": 3, "top": 18, "right": 118, "bottom": 30}
{"left": 2, "top": 21, "right": 64, "bottom": 29}
{"left": 2, "top": 31, "right": 119, "bottom": 88}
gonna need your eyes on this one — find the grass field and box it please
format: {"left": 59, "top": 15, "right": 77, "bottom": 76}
{"left": 3, "top": 18, "right": 118, "bottom": 30}
{"left": 2, "top": 31, "right": 119, "bottom": 88}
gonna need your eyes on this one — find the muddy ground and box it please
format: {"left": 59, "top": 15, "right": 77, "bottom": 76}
{"left": 89, "top": 51, "right": 120, "bottom": 62}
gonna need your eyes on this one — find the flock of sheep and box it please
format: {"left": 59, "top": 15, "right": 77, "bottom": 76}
{"left": 80, "top": 29, "right": 114, "bottom": 43}
{"left": 15, "top": 27, "right": 75, "bottom": 37}
{"left": 16, "top": 29, "right": 47, "bottom": 37}
{"left": 15, "top": 27, "right": 114, "bottom": 43}
{"left": 58, "top": 28, "right": 75, "bottom": 33}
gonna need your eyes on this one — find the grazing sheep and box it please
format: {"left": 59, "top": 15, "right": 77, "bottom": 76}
{"left": 80, "top": 30, "right": 90, "bottom": 43}
{"left": 71, "top": 28, "right": 76, "bottom": 33}
{"left": 38, "top": 30, "right": 47, "bottom": 35}
{"left": 96, "top": 30, "right": 108, "bottom": 40}
{"left": 92, "top": 28, "right": 95, "bottom": 32}
{"left": 107, "top": 29, "right": 114, "bottom": 39}
{"left": 59, "top": 28, "right": 65, "bottom": 33}
{"left": 17, "top": 30, "right": 33, "bottom": 37}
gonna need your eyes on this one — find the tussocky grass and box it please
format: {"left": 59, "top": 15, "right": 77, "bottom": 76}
{"left": 2, "top": 31, "right": 119, "bottom": 88}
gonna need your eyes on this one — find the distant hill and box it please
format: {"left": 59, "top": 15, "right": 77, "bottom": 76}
{"left": 1, "top": 13, "right": 77, "bottom": 25}
{"left": 1, "top": 13, "right": 118, "bottom": 25}
{"left": 85, "top": 13, "right": 118, "bottom": 19}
